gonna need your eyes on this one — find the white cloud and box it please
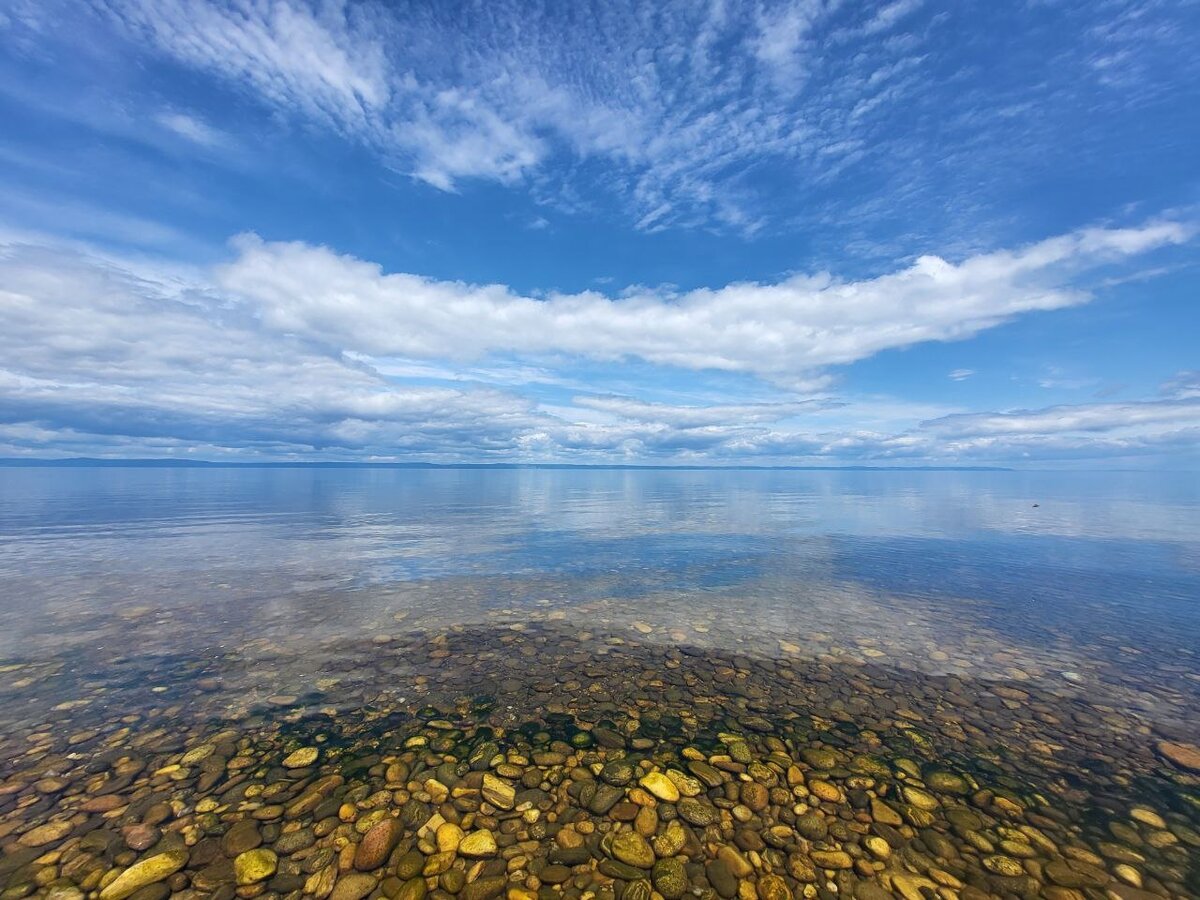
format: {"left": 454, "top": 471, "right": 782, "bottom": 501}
{"left": 948, "top": 368, "right": 974, "bottom": 381}
{"left": 155, "top": 111, "right": 229, "bottom": 147}
{"left": 217, "top": 221, "right": 1189, "bottom": 383}
{"left": 860, "top": 0, "right": 923, "bottom": 36}
{"left": 0, "top": 222, "right": 1194, "bottom": 465}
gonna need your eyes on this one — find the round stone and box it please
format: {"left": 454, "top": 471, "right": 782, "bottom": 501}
{"left": 611, "top": 831, "right": 655, "bottom": 868}
{"left": 234, "top": 848, "right": 278, "bottom": 885}
{"left": 652, "top": 857, "right": 687, "bottom": 899}
{"left": 282, "top": 747, "right": 319, "bottom": 768}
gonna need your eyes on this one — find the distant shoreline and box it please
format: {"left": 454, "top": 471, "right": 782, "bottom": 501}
{"left": 0, "top": 457, "right": 1011, "bottom": 471}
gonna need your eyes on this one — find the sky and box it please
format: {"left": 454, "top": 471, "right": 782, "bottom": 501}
{"left": 0, "top": 0, "right": 1197, "bottom": 467}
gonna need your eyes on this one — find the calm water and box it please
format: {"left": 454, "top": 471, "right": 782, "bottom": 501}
{"left": 0, "top": 467, "right": 1197, "bottom": 899}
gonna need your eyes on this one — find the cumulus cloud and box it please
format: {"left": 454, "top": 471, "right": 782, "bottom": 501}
{"left": 0, "top": 221, "right": 1195, "bottom": 464}
{"left": 218, "top": 222, "right": 1188, "bottom": 382}
{"left": 0, "top": 241, "right": 547, "bottom": 456}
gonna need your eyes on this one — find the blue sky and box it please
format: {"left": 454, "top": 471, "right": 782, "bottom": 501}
{"left": 0, "top": 0, "right": 1197, "bottom": 465}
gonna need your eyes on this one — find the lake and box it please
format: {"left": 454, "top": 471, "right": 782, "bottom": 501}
{"left": 0, "top": 467, "right": 1197, "bottom": 898}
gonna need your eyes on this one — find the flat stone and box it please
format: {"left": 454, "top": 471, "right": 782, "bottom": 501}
{"left": 794, "top": 813, "right": 827, "bottom": 841}
{"left": 870, "top": 798, "right": 903, "bottom": 826}
{"left": 81, "top": 795, "right": 126, "bottom": 813}
{"left": 902, "top": 786, "right": 939, "bottom": 811}
{"left": 687, "top": 761, "right": 724, "bottom": 788}
{"left": 123, "top": 824, "right": 160, "bottom": 851}
{"left": 717, "top": 846, "right": 753, "bottom": 878}
{"left": 1156, "top": 741, "right": 1200, "bottom": 772}
{"left": 652, "top": 821, "right": 687, "bottom": 857}
{"left": 809, "top": 850, "right": 852, "bottom": 870}
{"left": 601, "top": 759, "right": 636, "bottom": 786}
{"left": 740, "top": 782, "right": 768, "bottom": 812}
{"left": 19, "top": 820, "right": 73, "bottom": 847}
{"left": 395, "top": 849, "right": 424, "bottom": 879}
{"left": 807, "top": 779, "right": 842, "bottom": 803}
{"left": 925, "top": 771, "right": 969, "bottom": 794}
{"left": 1129, "top": 807, "right": 1165, "bottom": 829}
{"left": 275, "top": 828, "right": 315, "bottom": 855}
{"left": 589, "top": 784, "right": 625, "bottom": 814}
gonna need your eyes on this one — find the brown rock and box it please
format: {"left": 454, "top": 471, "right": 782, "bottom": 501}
{"left": 221, "top": 819, "right": 262, "bottom": 857}
{"left": 123, "top": 824, "right": 160, "bottom": 851}
{"left": 740, "top": 782, "right": 769, "bottom": 812}
{"left": 354, "top": 817, "right": 404, "bottom": 871}
{"left": 81, "top": 795, "right": 126, "bottom": 813}
{"left": 1156, "top": 740, "right": 1200, "bottom": 772}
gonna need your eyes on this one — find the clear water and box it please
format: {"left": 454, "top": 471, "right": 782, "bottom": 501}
{"left": 2, "top": 467, "right": 1197, "bottom": 681}
{"left": 0, "top": 467, "right": 1197, "bottom": 899}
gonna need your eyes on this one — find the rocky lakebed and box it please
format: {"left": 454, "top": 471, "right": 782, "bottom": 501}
{"left": 1, "top": 608, "right": 1198, "bottom": 900}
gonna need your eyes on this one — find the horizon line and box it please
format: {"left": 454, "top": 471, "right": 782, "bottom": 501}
{"left": 0, "top": 456, "right": 1016, "bottom": 472}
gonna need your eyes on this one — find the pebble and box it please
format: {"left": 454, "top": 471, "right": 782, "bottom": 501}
{"left": 234, "top": 848, "right": 277, "bottom": 884}
{"left": 611, "top": 831, "right": 656, "bottom": 868}
{"left": 221, "top": 819, "right": 262, "bottom": 855}
{"left": 18, "top": 820, "right": 73, "bottom": 847}
{"left": 481, "top": 773, "right": 516, "bottom": 809}
{"left": 706, "top": 859, "right": 738, "bottom": 898}
{"left": 1, "top": 615, "right": 1197, "bottom": 900}
{"left": 436, "top": 821, "right": 464, "bottom": 853}
{"left": 99, "top": 850, "right": 189, "bottom": 900}
{"left": 652, "top": 857, "right": 688, "bottom": 899}
{"left": 809, "top": 850, "right": 852, "bottom": 870}
{"left": 639, "top": 771, "right": 680, "bottom": 802}
{"left": 1155, "top": 740, "right": 1200, "bottom": 771}
{"left": 354, "top": 817, "right": 403, "bottom": 870}
{"left": 282, "top": 746, "right": 319, "bottom": 768}
{"left": 459, "top": 829, "right": 498, "bottom": 857}
{"left": 330, "top": 873, "right": 377, "bottom": 900}
{"left": 677, "top": 797, "right": 719, "bottom": 826}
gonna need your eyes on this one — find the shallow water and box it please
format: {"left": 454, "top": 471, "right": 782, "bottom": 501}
{"left": 0, "top": 467, "right": 1197, "bottom": 900}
